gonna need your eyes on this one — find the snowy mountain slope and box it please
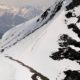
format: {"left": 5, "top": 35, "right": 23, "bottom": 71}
{"left": 0, "top": 4, "right": 42, "bottom": 38}
{"left": 0, "top": 55, "right": 15, "bottom": 80}
{"left": 0, "top": 0, "right": 80, "bottom": 80}
{"left": 0, "top": 0, "right": 67, "bottom": 52}
{"left": 3, "top": 10, "right": 80, "bottom": 80}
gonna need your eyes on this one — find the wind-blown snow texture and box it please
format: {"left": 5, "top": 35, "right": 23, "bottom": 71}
{"left": 0, "top": 0, "right": 80, "bottom": 80}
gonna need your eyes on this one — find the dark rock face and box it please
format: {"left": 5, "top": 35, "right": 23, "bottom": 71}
{"left": 50, "top": 0, "right": 80, "bottom": 80}
{"left": 50, "top": 22, "right": 80, "bottom": 62}
{"left": 41, "top": 9, "right": 50, "bottom": 20}
{"left": 68, "top": 24, "right": 80, "bottom": 38}
{"left": 64, "top": 70, "right": 80, "bottom": 80}
{"left": 50, "top": 34, "right": 80, "bottom": 61}
{"left": 66, "top": 0, "right": 80, "bottom": 10}
{"left": 50, "top": 0, "right": 80, "bottom": 64}
{"left": 36, "top": 0, "right": 64, "bottom": 25}
{"left": 77, "top": 16, "right": 80, "bottom": 23}
{"left": 49, "top": 1, "right": 63, "bottom": 20}
{"left": 65, "top": 12, "right": 75, "bottom": 18}
{"left": 50, "top": 46, "right": 80, "bottom": 61}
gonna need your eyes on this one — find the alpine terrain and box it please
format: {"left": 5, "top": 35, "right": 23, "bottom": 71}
{"left": 0, "top": 0, "right": 80, "bottom": 80}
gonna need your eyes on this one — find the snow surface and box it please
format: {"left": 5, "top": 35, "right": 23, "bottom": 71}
{"left": 0, "top": 0, "right": 80, "bottom": 80}
{"left": 0, "top": 0, "right": 66, "bottom": 51}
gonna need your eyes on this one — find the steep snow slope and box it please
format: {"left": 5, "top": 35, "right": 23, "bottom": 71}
{"left": 0, "top": 0, "right": 80, "bottom": 80}
{"left": 0, "top": 0, "right": 67, "bottom": 52}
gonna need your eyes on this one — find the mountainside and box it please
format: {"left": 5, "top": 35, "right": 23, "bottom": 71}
{"left": 0, "top": 0, "right": 80, "bottom": 80}
{"left": 0, "top": 4, "right": 42, "bottom": 38}
{"left": 0, "top": 0, "right": 66, "bottom": 52}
